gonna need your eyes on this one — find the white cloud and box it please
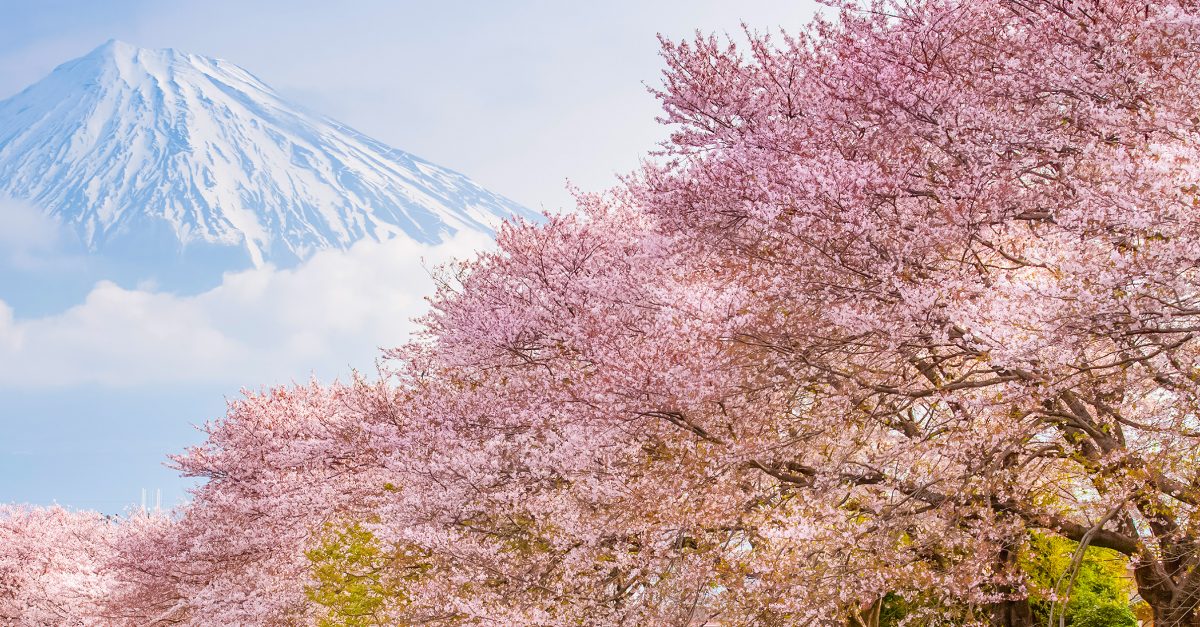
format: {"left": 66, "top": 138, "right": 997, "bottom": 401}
{"left": 0, "top": 232, "right": 493, "bottom": 387}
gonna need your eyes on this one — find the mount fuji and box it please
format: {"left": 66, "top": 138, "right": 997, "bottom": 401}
{"left": 0, "top": 40, "right": 536, "bottom": 284}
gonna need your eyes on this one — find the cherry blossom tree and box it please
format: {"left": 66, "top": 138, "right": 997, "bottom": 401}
{"left": 103, "top": 381, "right": 410, "bottom": 625}
{"left": 633, "top": 0, "right": 1200, "bottom": 622}
{"left": 0, "top": 506, "right": 118, "bottom": 625}
{"left": 9, "top": 0, "right": 1200, "bottom": 625}
{"left": 372, "top": 0, "right": 1200, "bottom": 621}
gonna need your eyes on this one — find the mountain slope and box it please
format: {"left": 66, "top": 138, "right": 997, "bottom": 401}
{"left": 0, "top": 40, "right": 536, "bottom": 268}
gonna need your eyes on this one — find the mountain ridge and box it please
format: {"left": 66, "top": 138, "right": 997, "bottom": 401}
{"left": 0, "top": 39, "right": 535, "bottom": 269}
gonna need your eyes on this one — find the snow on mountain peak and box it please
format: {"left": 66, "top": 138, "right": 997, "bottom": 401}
{"left": 0, "top": 40, "right": 537, "bottom": 269}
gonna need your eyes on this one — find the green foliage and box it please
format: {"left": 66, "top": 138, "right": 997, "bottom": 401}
{"left": 879, "top": 592, "right": 913, "bottom": 625}
{"left": 304, "top": 521, "right": 429, "bottom": 627}
{"left": 1021, "top": 532, "right": 1138, "bottom": 627}
{"left": 878, "top": 592, "right": 984, "bottom": 626}
{"left": 1070, "top": 603, "right": 1139, "bottom": 627}
{"left": 878, "top": 533, "right": 1140, "bottom": 626}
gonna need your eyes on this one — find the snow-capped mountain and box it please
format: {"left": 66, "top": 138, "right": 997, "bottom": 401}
{"left": 0, "top": 39, "right": 536, "bottom": 269}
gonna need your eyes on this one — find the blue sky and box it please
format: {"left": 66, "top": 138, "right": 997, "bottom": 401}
{"left": 0, "top": 0, "right": 821, "bottom": 512}
{"left": 0, "top": 0, "right": 821, "bottom": 211}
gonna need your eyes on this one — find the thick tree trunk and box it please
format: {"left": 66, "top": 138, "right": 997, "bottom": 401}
{"left": 1147, "top": 599, "right": 1200, "bottom": 626}
{"left": 1135, "top": 562, "right": 1200, "bottom": 627}
{"left": 847, "top": 597, "right": 882, "bottom": 627}
{"left": 987, "top": 546, "right": 1034, "bottom": 627}
{"left": 988, "top": 598, "right": 1033, "bottom": 627}
{"left": 1151, "top": 605, "right": 1200, "bottom": 626}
